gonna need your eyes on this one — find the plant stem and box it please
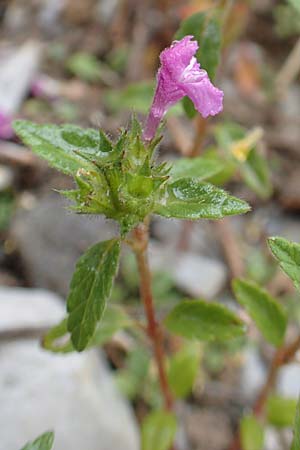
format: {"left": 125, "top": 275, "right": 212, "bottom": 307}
{"left": 132, "top": 222, "right": 174, "bottom": 411}
{"left": 228, "top": 333, "right": 300, "bottom": 450}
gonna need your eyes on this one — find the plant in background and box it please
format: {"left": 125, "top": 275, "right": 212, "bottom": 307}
{"left": 229, "top": 237, "right": 300, "bottom": 450}
{"left": 14, "top": 34, "right": 251, "bottom": 450}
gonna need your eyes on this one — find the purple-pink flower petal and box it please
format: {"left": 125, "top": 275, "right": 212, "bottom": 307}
{"left": 0, "top": 111, "right": 14, "bottom": 140}
{"left": 143, "top": 36, "right": 223, "bottom": 141}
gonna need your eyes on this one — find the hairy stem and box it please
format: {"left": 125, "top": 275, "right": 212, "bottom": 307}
{"left": 133, "top": 222, "right": 174, "bottom": 411}
{"left": 228, "top": 333, "right": 300, "bottom": 450}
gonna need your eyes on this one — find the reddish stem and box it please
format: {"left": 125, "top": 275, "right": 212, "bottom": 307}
{"left": 133, "top": 223, "right": 174, "bottom": 411}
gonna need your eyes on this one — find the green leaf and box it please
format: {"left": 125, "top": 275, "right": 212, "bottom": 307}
{"left": 291, "top": 396, "right": 300, "bottom": 450}
{"left": 268, "top": 237, "right": 300, "bottom": 291}
{"left": 266, "top": 396, "right": 298, "bottom": 428}
{"left": 42, "top": 318, "right": 73, "bottom": 353}
{"left": 20, "top": 431, "right": 54, "bottom": 450}
{"left": 233, "top": 279, "right": 287, "bottom": 347}
{"left": 214, "top": 122, "right": 272, "bottom": 199}
{"left": 175, "top": 10, "right": 221, "bottom": 80}
{"left": 67, "top": 239, "right": 121, "bottom": 351}
{"left": 288, "top": 0, "right": 300, "bottom": 13}
{"left": 154, "top": 178, "right": 250, "bottom": 220}
{"left": 141, "top": 411, "right": 177, "bottom": 450}
{"left": 200, "top": 14, "right": 222, "bottom": 80}
{"left": 115, "top": 348, "right": 150, "bottom": 400}
{"left": 43, "top": 305, "right": 129, "bottom": 353}
{"left": 241, "top": 415, "right": 264, "bottom": 450}
{"left": 165, "top": 300, "right": 245, "bottom": 342}
{"left": 13, "top": 120, "right": 96, "bottom": 175}
{"left": 91, "top": 305, "right": 131, "bottom": 346}
{"left": 274, "top": 3, "right": 300, "bottom": 37}
{"left": 67, "top": 52, "right": 102, "bottom": 82}
{"left": 104, "top": 81, "right": 182, "bottom": 116}
{"left": 168, "top": 342, "right": 201, "bottom": 398}
{"left": 240, "top": 147, "right": 273, "bottom": 200}
{"left": 170, "top": 156, "right": 224, "bottom": 181}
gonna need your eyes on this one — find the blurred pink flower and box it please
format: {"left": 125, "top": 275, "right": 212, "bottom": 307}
{"left": 0, "top": 111, "right": 14, "bottom": 140}
{"left": 143, "top": 35, "right": 224, "bottom": 141}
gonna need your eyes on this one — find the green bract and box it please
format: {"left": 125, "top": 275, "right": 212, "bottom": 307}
{"left": 13, "top": 118, "right": 250, "bottom": 235}
{"left": 14, "top": 118, "right": 169, "bottom": 236}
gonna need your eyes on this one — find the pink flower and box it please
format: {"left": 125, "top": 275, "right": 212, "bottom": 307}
{"left": 143, "top": 35, "right": 224, "bottom": 141}
{"left": 0, "top": 111, "right": 14, "bottom": 140}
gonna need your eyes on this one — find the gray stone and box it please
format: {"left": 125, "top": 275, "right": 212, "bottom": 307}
{"left": 12, "top": 194, "right": 117, "bottom": 296}
{"left": 149, "top": 242, "right": 227, "bottom": 299}
{"left": 0, "top": 286, "right": 139, "bottom": 450}
{"left": 0, "top": 42, "right": 41, "bottom": 116}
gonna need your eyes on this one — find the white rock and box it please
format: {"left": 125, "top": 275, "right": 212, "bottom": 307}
{"left": 276, "top": 363, "right": 300, "bottom": 398}
{"left": 0, "top": 287, "right": 139, "bottom": 450}
{"left": 0, "top": 41, "right": 41, "bottom": 116}
{"left": 0, "top": 165, "right": 13, "bottom": 191}
{"left": 240, "top": 346, "right": 267, "bottom": 400}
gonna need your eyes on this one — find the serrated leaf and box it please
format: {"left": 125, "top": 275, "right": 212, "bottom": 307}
{"left": 170, "top": 156, "right": 224, "bottom": 181}
{"left": 13, "top": 120, "right": 96, "bottom": 175}
{"left": 233, "top": 279, "right": 287, "bottom": 347}
{"left": 154, "top": 178, "right": 250, "bottom": 220}
{"left": 165, "top": 300, "right": 245, "bottom": 341}
{"left": 67, "top": 239, "right": 121, "bottom": 351}
{"left": 20, "top": 431, "right": 54, "bottom": 450}
{"left": 241, "top": 415, "right": 264, "bottom": 450}
{"left": 268, "top": 237, "right": 300, "bottom": 291}
{"left": 240, "top": 147, "right": 273, "bottom": 200}
{"left": 291, "top": 396, "right": 300, "bottom": 450}
{"left": 168, "top": 342, "right": 201, "bottom": 398}
{"left": 267, "top": 396, "right": 298, "bottom": 428}
{"left": 142, "top": 411, "right": 177, "bottom": 450}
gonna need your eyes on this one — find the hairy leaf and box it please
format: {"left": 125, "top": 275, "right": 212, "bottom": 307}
{"left": 233, "top": 279, "right": 287, "bottom": 347}
{"left": 13, "top": 120, "right": 97, "bottom": 175}
{"left": 67, "top": 239, "right": 121, "bottom": 351}
{"left": 154, "top": 178, "right": 250, "bottom": 220}
{"left": 268, "top": 237, "right": 300, "bottom": 290}
{"left": 165, "top": 300, "right": 245, "bottom": 341}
